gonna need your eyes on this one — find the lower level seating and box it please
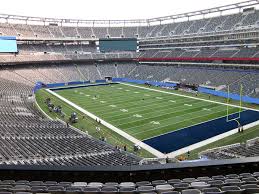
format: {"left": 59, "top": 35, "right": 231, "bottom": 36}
{"left": 0, "top": 77, "right": 140, "bottom": 166}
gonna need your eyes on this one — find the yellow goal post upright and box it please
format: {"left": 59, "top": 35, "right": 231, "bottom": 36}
{"left": 226, "top": 84, "right": 243, "bottom": 127}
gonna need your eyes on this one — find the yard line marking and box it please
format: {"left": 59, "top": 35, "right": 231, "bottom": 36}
{"left": 133, "top": 114, "right": 143, "bottom": 118}
{"left": 124, "top": 104, "right": 224, "bottom": 131}
{"left": 92, "top": 94, "right": 188, "bottom": 115}
{"left": 133, "top": 107, "right": 231, "bottom": 138}
{"left": 73, "top": 86, "right": 179, "bottom": 110}
{"left": 141, "top": 109, "right": 247, "bottom": 141}
{"left": 184, "top": 104, "right": 192, "bottom": 107}
{"left": 108, "top": 101, "right": 209, "bottom": 124}
{"left": 120, "top": 109, "right": 129, "bottom": 112}
{"left": 104, "top": 98, "right": 206, "bottom": 120}
{"left": 103, "top": 98, "right": 201, "bottom": 120}
{"left": 150, "top": 121, "right": 160, "bottom": 125}
{"left": 109, "top": 105, "right": 117, "bottom": 108}
{"left": 120, "top": 82, "right": 259, "bottom": 112}
{"left": 47, "top": 89, "right": 165, "bottom": 158}
{"left": 169, "top": 100, "right": 176, "bottom": 103}
{"left": 203, "top": 108, "right": 211, "bottom": 111}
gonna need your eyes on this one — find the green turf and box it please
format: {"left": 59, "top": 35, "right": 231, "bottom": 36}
{"left": 36, "top": 83, "right": 259, "bottom": 160}
{"left": 35, "top": 89, "right": 154, "bottom": 158}
{"left": 55, "top": 83, "right": 241, "bottom": 141}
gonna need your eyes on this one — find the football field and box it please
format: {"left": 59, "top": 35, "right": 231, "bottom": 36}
{"left": 55, "top": 83, "right": 241, "bottom": 141}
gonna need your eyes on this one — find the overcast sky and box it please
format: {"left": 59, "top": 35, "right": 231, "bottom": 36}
{"left": 0, "top": 0, "right": 248, "bottom": 20}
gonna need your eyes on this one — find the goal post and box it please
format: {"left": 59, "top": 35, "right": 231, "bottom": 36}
{"left": 226, "top": 84, "right": 243, "bottom": 123}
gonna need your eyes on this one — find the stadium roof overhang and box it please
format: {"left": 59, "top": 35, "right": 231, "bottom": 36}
{"left": 147, "top": 0, "right": 259, "bottom": 23}
{"left": 0, "top": 0, "right": 258, "bottom": 26}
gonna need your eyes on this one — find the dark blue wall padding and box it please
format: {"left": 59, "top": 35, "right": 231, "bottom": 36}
{"left": 96, "top": 80, "right": 107, "bottom": 83}
{"left": 67, "top": 81, "right": 84, "bottom": 85}
{"left": 143, "top": 110, "right": 259, "bottom": 153}
{"left": 33, "top": 82, "right": 44, "bottom": 93}
{"left": 198, "top": 87, "right": 259, "bottom": 105}
{"left": 50, "top": 83, "right": 119, "bottom": 91}
{"left": 112, "top": 78, "right": 123, "bottom": 82}
{"left": 121, "top": 78, "right": 177, "bottom": 87}
{"left": 46, "top": 83, "right": 66, "bottom": 88}
{"left": 33, "top": 80, "right": 91, "bottom": 93}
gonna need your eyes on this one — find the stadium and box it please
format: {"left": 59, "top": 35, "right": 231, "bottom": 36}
{"left": 0, "top": 0, "right": 259, "bottom": 193}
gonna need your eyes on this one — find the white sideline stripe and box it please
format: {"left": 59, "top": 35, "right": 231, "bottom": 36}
{"left": 166, "top": 120, "right": 259, "bottom": 158}
{"left": 34, "top": 95, "right": 53, "bottom": 121}
{"left": 46, "top": 89, "right": 165, "bottom": 158}
{"left": 120, "top": 82, "right": 259, "bottom": 112}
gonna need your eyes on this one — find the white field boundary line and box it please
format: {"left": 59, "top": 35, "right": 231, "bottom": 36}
{"left": 56, "top": 118, "right": 88, "bottom": 136}
{"left": 34, "top": 94, "right": 89, "bottom": 137}
{"left": 46, "top": 89, "right": 165, "bottom": 158}
{"left": 166, "top": 120, "right": 259, "bottom": 158}
{"left": 34, "top": 95, "right": 53, "bottom": 121}
{"left": 119, "top": 82, "right": 259, "bottom": 112}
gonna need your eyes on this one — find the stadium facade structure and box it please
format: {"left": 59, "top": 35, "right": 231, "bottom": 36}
{"left": 0, "top": 0, "right": 258, "bottom": 26}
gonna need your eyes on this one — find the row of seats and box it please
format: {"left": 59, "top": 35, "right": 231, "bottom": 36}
{"left": 0, "top": 63, "right": 136, "bottom": 86}
{"left": 0, "top": 78, "right": 140, "bottom": 166}
{"left": 1, "top": 10, "right": 259, "bottom": 38}
{"left": 0, "top": 172, "right": 258, "bottom": 193}
{"left": 0, "top": 63, "right": 258, "bottom": 98}
{"left": 201, "top": 140, "right": 259, "bottom": 160}
{"left": 127, "top": 65, "right": 259, "bottom": 98}
{"left": 0, "top": 51, "right": 136, "bottom": 64}
{"left": 139, "top": 48, "right": 259, "bottom": 59}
